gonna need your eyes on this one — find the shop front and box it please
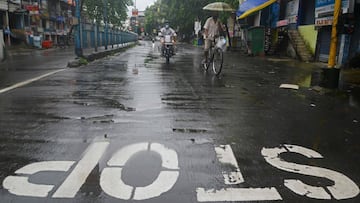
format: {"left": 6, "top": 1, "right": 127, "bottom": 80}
{"left": 314, "top": 0, "right": 355, "bottom": 64}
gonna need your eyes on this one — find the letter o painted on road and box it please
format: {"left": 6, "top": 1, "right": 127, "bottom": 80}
{"left": 100, "top": 142, "right": 179, "bottom": 200}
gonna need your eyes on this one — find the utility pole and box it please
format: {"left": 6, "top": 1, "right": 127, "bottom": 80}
{"left": 328, "top": 0, "right": 341, "bottom": 68}
{"left": 320, "top": 0, "right": 341, "bottom": 88}
{"left": 75, "top": 0, "right": 83, "bottom": 56}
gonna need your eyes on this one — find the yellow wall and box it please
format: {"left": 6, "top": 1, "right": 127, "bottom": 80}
{"left": 298, "top": 25, "right": 318, "bottom": 55}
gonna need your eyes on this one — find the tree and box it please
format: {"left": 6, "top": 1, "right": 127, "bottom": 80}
{"left": 144, "top": 0, "right": 239, "bottom": 39}
{"left": 83, "top": 0, "right": 133, "bottom": 26}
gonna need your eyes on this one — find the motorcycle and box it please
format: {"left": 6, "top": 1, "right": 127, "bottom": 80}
{"left": 160, "top": 35, "right": 175, "bottom": 64}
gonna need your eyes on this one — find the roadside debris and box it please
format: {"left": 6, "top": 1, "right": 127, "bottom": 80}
{"left": 279, "top": 84, "right": 299, "bottom": 90}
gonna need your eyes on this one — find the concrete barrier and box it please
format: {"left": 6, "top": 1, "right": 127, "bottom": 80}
{"left": 68, "top": 42, "right": 137, "bottom": 68}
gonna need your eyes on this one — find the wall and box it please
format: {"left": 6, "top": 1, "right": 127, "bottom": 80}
{"left": 299, "top": 0, "right": 315, "bottom": 25}
{"left": 298, "top": 25, "right": 317, "bottom": 54}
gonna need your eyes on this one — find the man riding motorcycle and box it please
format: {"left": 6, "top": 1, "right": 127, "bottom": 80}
{"left": 160, "top": 22, "right": 176, "bottom": 38}
{"left": 159, "top": 22, "right": 177, "bottom": 63}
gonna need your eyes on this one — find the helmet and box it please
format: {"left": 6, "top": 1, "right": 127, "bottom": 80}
{"left": 164, "top": 21, "right": 170, "bottom": 29}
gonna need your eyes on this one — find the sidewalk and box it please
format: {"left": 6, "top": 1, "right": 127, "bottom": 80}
{"left": 226, "top": 47, "right": 360, "bottom": 89}
{"left": 220, "top": 48, "right": 360, "bottom": 109}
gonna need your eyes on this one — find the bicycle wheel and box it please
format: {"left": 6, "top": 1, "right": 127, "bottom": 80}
{"left": 212, "top": 48, "right": 223, "bottom": 75}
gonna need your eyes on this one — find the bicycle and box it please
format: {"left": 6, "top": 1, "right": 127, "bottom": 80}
{"left": 203, "top": 36, "right": 226, "bottom": 76}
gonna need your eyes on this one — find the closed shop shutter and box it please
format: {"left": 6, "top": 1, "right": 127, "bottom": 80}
{"left": 318, "top": 26, "right": 331, "bottom": 62}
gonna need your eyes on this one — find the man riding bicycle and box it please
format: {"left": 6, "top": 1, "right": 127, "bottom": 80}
{"left": 203, "top": 12, "right": 224, "bottom": 64}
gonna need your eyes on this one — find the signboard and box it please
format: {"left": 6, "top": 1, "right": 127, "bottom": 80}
{"left": 315, "top": 0, "right": 353, "bottom": 18}
{"left": 132, "top": 9, "right": 138, "bottom": 17}
{"left": 0, "top": 2, "right": 8, "bottom": 10}
{"left": 315, "top": 16, "right": 333, "bottom": 26}
{"left": 25, "top": 5, "right": 39, "bottom": 15}
{"left": 276, "top": 19, "right": 289, "bottom": 27}
{"left": 286, "top": 0, "right": 299, "bottom": 24}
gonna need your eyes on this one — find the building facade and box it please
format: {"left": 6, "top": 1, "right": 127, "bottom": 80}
{"left": 237, "top": 0, "right": 359, "bottom": 67}
{"left": 1, "top": 0, "right": 74, "bottom": 47}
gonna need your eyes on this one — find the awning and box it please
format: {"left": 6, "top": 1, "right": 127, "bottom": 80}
{"left": 236, "top": 0, "right": 277, "bottom": 19}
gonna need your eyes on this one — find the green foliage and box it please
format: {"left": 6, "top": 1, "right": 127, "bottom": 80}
{"left": 79, "top": 57, "right": 89, "bottom": 65}
{"left": 83, "top": 0, "right": 132, "bottom": 26}
{"left": 144, "top": 0, "right": 239, "bottom": 36}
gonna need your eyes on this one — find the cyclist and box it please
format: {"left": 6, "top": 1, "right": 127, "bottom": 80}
{"left": 203, "top": 12, "right": 223, "bottom": 64}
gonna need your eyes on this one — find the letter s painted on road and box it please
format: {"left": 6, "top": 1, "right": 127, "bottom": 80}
{"left": 262, "top": 144, "right": 359, "bottom": 200}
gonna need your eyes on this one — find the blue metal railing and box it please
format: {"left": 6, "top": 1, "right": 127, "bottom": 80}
{"left": 78, "top": 23, "right": 138, "bottom": 51}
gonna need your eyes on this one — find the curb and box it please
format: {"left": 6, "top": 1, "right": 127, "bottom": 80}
{"left": 67, "top": 42, "right": 137, "bottom": 68}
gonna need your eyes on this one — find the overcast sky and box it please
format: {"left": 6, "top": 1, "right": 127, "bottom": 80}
{"left": 128, "top": 0, "right": 156, "bottom": 15}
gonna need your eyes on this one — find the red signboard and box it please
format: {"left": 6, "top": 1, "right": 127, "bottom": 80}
{"left": 132, "top": 9, "right": 138, "bottom": 17}
{"left": 25, "top": 5, "right": 39, "bottom": 15}
{"left": 276, "top": 19, "right": 289, "bottom": 27}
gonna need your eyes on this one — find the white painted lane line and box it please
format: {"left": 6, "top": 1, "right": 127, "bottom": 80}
{"left": 52, "top": 141, "right": 109, "bottom": 198}
{"left": 196, "top": 188, "right": 283, "bottom": 202}
{"left": 0, "top": 69, "right": 65, "bottom": 94}
{"left": 215, "top": 145, "right": 244, "bottom": 185}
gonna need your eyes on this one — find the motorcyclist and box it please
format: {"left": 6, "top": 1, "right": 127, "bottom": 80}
{"left": 160, "top": 22, "right": 177, "bottom": 39}
{"left": 160, "top": 22, "right": 177, "bottom": 55}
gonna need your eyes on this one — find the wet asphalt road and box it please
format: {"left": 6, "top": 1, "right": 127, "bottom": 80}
{"left": 0, "top": 47, "right": 75, "bottom": 88}
{"left": 0, "top": 41, "right": 359, "bottom": 203}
